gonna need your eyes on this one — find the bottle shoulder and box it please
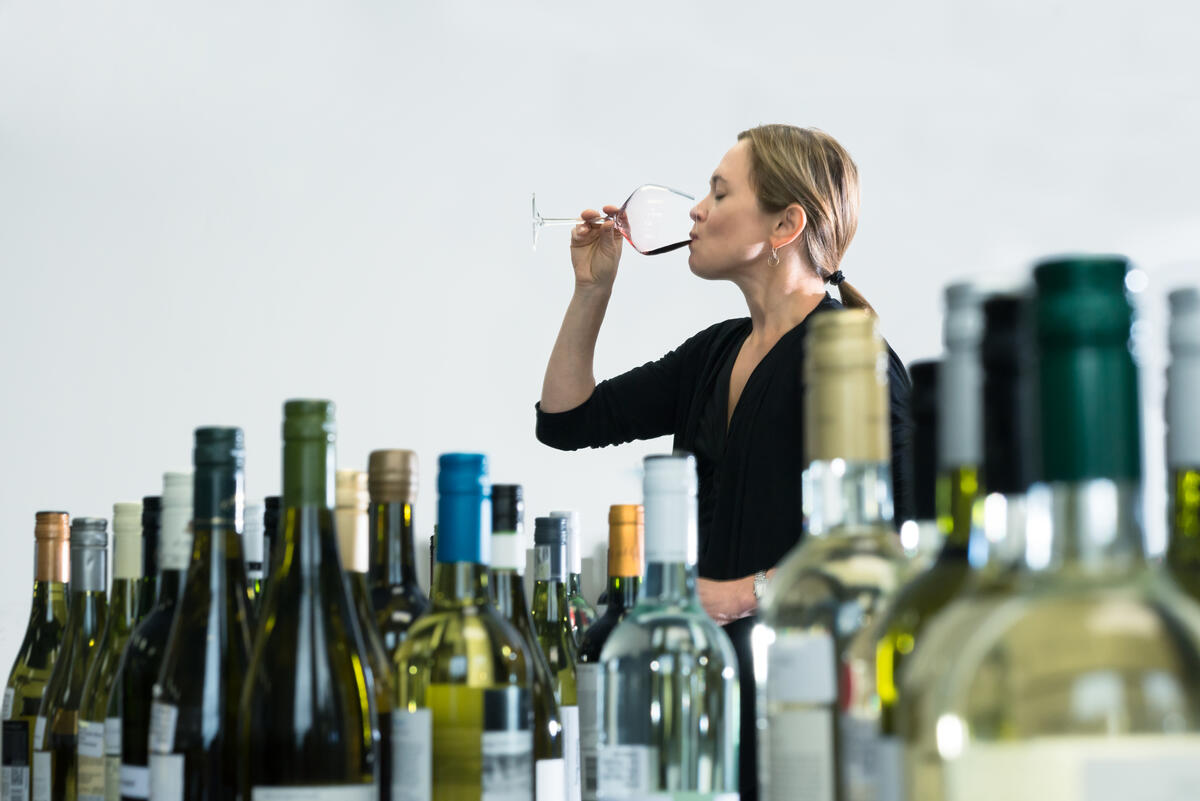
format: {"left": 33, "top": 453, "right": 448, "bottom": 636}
{"left": 597, "top": 602, "right": 738, "bottom": 666}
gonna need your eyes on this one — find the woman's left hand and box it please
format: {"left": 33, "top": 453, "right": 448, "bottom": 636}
{"left": 698, "top": 576, "right": 757, "bottom": 625}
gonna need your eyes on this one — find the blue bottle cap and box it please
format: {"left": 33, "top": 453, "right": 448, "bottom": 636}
{"left": 436, "top": 453, "right": 491, "bottom": 565}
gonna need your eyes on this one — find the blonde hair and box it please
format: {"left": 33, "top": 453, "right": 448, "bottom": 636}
{"left": 737, "top": 124, "right": 875, "bottom": 314}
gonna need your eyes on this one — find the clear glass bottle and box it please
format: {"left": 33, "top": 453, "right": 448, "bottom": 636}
{"left": 550, "top": 511, "right": 597, "bottom": 643}
{"left": 1166, "top": 287, "right": 1200, "bottom": 602}
{"left": 922, "top": 256, "right": 1200, "bottom": 799}
{"left": 2, "top": 512, "right": 70, "bottom": 801}
{"left": 77, "top": 503, "right": 143, "bottom": 801}
{"left": 490, "top": 485, "right": 566, "bottom": 801}
{"left": 597, "top": 454, "right": 739, "bottom": 800}
{"left": 393, "top": 453, "right": 535, "bottom": 801}
{"left": 577, "top": 505, "right": 643, "bottom": 801}
{"left": 35, "top": 517, "right": 109, "bottom": 801}
{"left": 242, "top": 502, "right": 266, "bottom": 614}
{"left": 898, "top": 361, "right": 942, "bottom": 575}
{"left": 755, "top": 309, "right": 909, "bottom": 801}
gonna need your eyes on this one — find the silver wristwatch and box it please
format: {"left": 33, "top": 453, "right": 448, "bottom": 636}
{"left": 753, "top": 569, "right": 769, "bottom": 602}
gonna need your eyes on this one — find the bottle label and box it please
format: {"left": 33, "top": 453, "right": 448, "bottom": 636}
{"left": 32, "top": 718, "right": 46, "bottom": 751}
{"left": 31, "top": 751, "right": 49, "bottom": 801}
{"left": 147, "top": 702, "right": 178, "bottom": 754}
{"left": 561, "top": 705, "right": 581, "bottom": 801}
{"left": 943, "top": 736, "right": 1200, "bottom": 801}
{"left": 422, "top": 685, "right": 532, "bottom": 801}
{"left": 576, "top": 663, "right": 602, "bottom": 801}
{"left": 104, "top": 717, "right": 121, "bottom": 757}
{"left": 839, "top": 713, "right": 887, "bottom": 801}
{"left": 148, "top": 753, "right": 184, "bottom": 801}
{"left": 767, "top": 632, "right": 835, "bottom": 704}
{"left": 2, "top": 719, "right": 30, "bottom": 801}
{"left": 596, "top": 744, "right": 658, "bottom": 798}
{"left": 252, "top": 788, "right": 375, "bottom": 801}
{"left": 104, "top": 717, "right": 123, "bottom": 800}
{"left": 762, "top": 707, "right": 833, "bottom": 801}
{"left": 536, "top": 759, "right": 566, "bottom": 801}
{"left": 1, "top": 690, "right": 12, "bottom": 721}
{"left": 391, "top": 708, "right": 432, "bottom": 801}
{"left": 875, "top": 735, "right": 904, "bottom": 801}
{"left": 77, "top": 720, "right": 107, "bottom": 800}
{"left": 481, "top": 727, "right": 533, "bottom": 801}
{"left": 119, "top": 763, "right": 150, "bottom": 798}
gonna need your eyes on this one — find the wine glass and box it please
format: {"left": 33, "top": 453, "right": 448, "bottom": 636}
{"left": 531, "top": 184, "right": 695, "bottom": 255}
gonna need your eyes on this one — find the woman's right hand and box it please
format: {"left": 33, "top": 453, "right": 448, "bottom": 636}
{"left": 570, "top": 205, "right": 623, "bottom": 292}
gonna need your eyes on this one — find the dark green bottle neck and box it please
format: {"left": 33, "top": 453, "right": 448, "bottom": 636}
{"left": 490, "top": 569, "right": 537, "bottom": 639}
{"left": 283, "top": 439, "right": 335, "bottom": 507}
{"left": 532, "top": 578, "right": 571, "bottom": 624}
{"left": 153, "top": 570, "right": 187, "bottom": 610}
{"left": 431, "top": 562, "right": 490, "bottom": 608}
{"left": 275, "top": 507, "right": 343, "bottom": 586}
{"left": 108, "top": 579, "right": 140, "bottom": 634}
{"left": 368, "top": 502, "right": 421, "bottom": 590}
{"left": 936, "top": 466, "right": 980, "bottom": 559}
{"left": 603, "top": 574, "right": 640, "bottom": 612}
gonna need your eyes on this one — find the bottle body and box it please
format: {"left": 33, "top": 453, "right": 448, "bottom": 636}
{"left": 1167, "top": 287, "right": 1200, "bottom": 601}
{"left": 367, "top": 451, "right": 430, "bottom": 658}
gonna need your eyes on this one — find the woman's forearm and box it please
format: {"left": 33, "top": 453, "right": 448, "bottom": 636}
{"left": 540, "top": 285, "right": 613, "bottom": 413}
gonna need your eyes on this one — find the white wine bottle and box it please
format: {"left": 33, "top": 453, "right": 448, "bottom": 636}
{"left": 2, "top": 512, "right": 70, "bottom": 801}
{"left": 243, "top": 502, "right": 266, "bottom": 614}
{"left": 755, "top": 309, "right": 909, "bottom": 801}
{"left": 1166, "top": 287, "right": 1200, "bottom": 601}
{"left": 367, "top": 450, "right": 430, "bottom": 657}
{"left": 923, "top": 256, "right": 1200, "bottom": 799}
{"left": 597, "top": 454, "right": 738, "bottom": 801}
{"left": 394, "top": 453, "right": 535, "bottom": 801}
{"left": 550, "top": 511, "right": 597, "bottom": 643}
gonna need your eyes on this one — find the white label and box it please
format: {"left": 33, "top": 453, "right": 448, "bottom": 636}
{"left": 763, "top": 707, "right": 832, "bottom": 801}
{"left": 875, "top": 735, "right": 905, "bottom": 801}
{"left": 3, "top": 766, "right": 30, "bottom": 801}
{"left": 596, "top": 744, "right": 658, "bottom": 798}
{"left": 839, "top": 714, "right": 883, "bottom": 801}
{"left": 147, "top": 702, "right": 178, "bottom": 753}
{"left": 252, "top": 789, "right": 376, "bottom": 800}
{"left": 481, "top": 728, "right": 533, "bottom": 801}
{"left": 944, "top": 736, "right": 1200, "bottom": 801}
{"left": 78, "top": 721, "right": 105, "bottom": 759}
{"left": 562, "top": 705, "right": 581, "bottom": 801}
{"left": 576, "top": 664, "right": 602, "bottom": 801}
{"left": 149, "top": 753, "right": 185, "bottom": 801}
{"left": 32, "top": 717, "right": 46, "bottom": 750}
{"left": 391, "top": 708, "right": 432, "bottom": 801}
{"left": 31, "top": 752, "right": 50, "bottom": 801}
{"left": 105, "top": 717, "right": 121, "bottom": 756}
{"left": 768, "top": 631, "right": 835, "bottom": 704}
{"left": 2, "top": 689, "right": 13, "bottom": 720}
{"left": 119, "top": 763, "right": 150, "bottom": 797}
{"left": 536, "top": 759, "right": 566, "bottom": 801}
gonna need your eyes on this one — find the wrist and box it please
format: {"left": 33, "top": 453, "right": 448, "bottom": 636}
{"left": 573, "top": 282, "right": 613, "bottom": 301}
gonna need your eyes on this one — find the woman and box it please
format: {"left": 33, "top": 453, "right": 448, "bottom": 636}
{"left": 535, "top": 124, "right": 913, "bottom": 801}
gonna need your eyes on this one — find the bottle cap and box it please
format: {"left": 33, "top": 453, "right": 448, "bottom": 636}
{"left": 436, "top": 453, "right": 490, "bottom": 565}
{"left": 642, "top": 454, "right": 698, "bottom": 565}
{"left": 34, "top": 511, "right": 70, "bottom": 541}
{"left": 34, "top": 511, "right": 70, "bottom": 584}
{"left": 550, "top": 510, "right": 582, "bottom": 574}
{"left": 243, "top": 502, "right": 265, "bottom": 566}
{"left": 804, "top": 309, "right": 890, "bottom": 463}
{"left": 283, "top": 399, "right": 336, "bottom": 441}
{"left": 982, "top": 293, "right": 1037, "bottom": 494}
{"left": 194, "top": 427, "right": 246, "bottom": 468}
{"left": 368, "top": 449, "right": 419, "bottom": 505}
{"left": 70, "top": 517, "right": 108, "bottom": 592}
{"left": 533, "top": 516, "right": 567, "bottom": 581}
{"left": 335, "top": 470, "right": 370, "bottom": 573}
{"left": 113, "top": 502, "right": 144, "bottom": 580}
{"left": 607, "top": 504, "right": 644, "bottom": 578}
{"left": 940, "top": 283, "right": 985, "bottom": 469}
{"left": 1168, "top": 287, "right": 1200, "bottom": 468}
{"left": 908, "top": 360, "right": 939, "bottom": 521}
{"left": 534, "top": 516, "right": 568, "bottom": 546}
{"left": 159, "top": 472, "right": 195, "bottom": 572}
{"left": 490, "top": 485, "right": 525, "bottom": 572}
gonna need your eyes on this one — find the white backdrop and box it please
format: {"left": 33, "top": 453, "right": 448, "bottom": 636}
{"left": 1, "top": 0, "right": 1198, "bottom": 670}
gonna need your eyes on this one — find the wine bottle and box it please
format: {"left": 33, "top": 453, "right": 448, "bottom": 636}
{"left": 336, "top": 468, "right": 394, "bottom": 800}
{"left": 923, "top": 256, "right": 1200, "bottom": 799}
{"left": 134, "top": 499, "right": 160, "bottom": 623}
{"left": 490, "top": 485, "right": 566, "bottom": 801}
{"left": 149, "top": 429, "right": 254, "bottom": 800}
{"left": 263, "top": 495, "right": 280, "bottom": 593}
{"left": 531, "top": 517, "right": 581, "bottom": 801}
{"left": 2, "top": 512, "right": 70, "bottom": 801}
{"left": 243, "top": 502, "right": 266, "bottom": 613}
{"left": 756, "top": 309, "right": 908, "bottom": 801}
{"left": 239, "top": 400, "right": 378, "bottom": 797}
{"left": 898, "top": 360, "right": 941, "bottom": 573}
{"left": 550, "top": 511, "right": 597, "bottom": 642}
{"left": 366, "top": 449, "right": 430, "bottom": 657}
{"left": 597, "top": 454, "right": 739, "bottom": 799}
{"left": 113, "top": 474, "right": 190, "bottom": 801}
{"left": 1167, "top": 287, "right": 1200, "bottom": 601}
{"left": 77, "top": 503, "right": 143, "bottom": 801}
{"left": 34, "top": 517, "right": 109, "bottom": 801}
{"left": 394, "top": 453, "right": 534, "bottom": 801}
{"left": 577, "top": 505, "right": 642, "bottom": 801}
{"left": 893, "top": 292, "right": 1038, "bottom": 798}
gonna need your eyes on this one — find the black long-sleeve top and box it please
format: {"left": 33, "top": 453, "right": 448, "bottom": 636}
{"left": 535, "top": 295, "right": 914, "bottom": 582}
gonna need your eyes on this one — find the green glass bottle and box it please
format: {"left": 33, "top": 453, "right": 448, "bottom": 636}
{"left": 133, "top": 499, "right": 159, "bottom": 625}
{"left": 148, "top": 429, "right": 254, "bottom": 800}
{"left": 366, "top": 449, "right": 430, "bottom": 658}
{"left": 2, "top": 512, "right": 71, "bottom": 801}
{"left": 34, "top": 517, "right": 109, "bottom": 801}
{"left": 239, "top": 400, "right": 378, "bottom": 798}
{"left": 394, "top": 453, "right": 534, "bottom": 801}
{"left": 113, "top": 475, "right": 190, "bottom": 801}
{"left": 531, "top": 517, "right": 580, "bottom": 801}
{"left": 1167, "top": 287, "right": 1200, "bottom": 601}
{"left": 77, "top": 504, "right": 143, "bottom": 801}
{"left": 490, "top": 485, "right": 565, "bottom": 801}
{"left": 550, "top": 511, "right": 597, "bottom": 644}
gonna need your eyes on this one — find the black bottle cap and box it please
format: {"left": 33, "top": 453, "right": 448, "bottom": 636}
{"left": 194, "top": 427, "right": 245, "bottom": 468}
{"left": 533, "top": 515, "right": 567, "bottom": 546}
{"left": 492, "top": 485, "right": 524, "bottom": 533}
{"left": 141, "top": 495, "right": 162, "bottom": 578}
{"left": 908, "top": 359, "right": 939, "bottom": 520}
{"left": 982, "top": 292, "right": 1038, "bottom": 494}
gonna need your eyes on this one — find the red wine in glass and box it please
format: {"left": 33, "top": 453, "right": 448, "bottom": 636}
{"left": 531, "top": 184, "right": 695, "bottom": 255}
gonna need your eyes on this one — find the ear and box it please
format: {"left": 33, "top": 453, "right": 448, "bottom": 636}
{"left": 769, "top": 203, "right": 807, "bottom": 250}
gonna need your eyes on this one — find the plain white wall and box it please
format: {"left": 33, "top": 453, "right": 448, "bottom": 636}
{"left": 2, "top": 0, "right": 1197, "bottom": 671}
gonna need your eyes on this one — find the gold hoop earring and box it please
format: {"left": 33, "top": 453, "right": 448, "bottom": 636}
{"left": 768, "top": 247, "right": 779, "bottom": 267}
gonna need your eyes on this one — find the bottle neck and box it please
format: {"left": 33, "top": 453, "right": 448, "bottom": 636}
{"left": 368, "top": 502, "right": 421, "bottom": 589}
{"left": 277, "top": 507, "right": 342, "bottom": 585}
{"left": 190, "top": 463, "right": 248, "bottom": 601}
{"left": 490, "top": 568, "right": 535, "bottom": 634}
{"left": 154, "top": 570, "right": 187, "bottom": 609}
{"left": 107, "top": 579, "right": 140, "bottom": 633}
{"left": 532, "top": 576, "right": 570, "bottom": 624}
{"left": 967, "top": 491, "right": 1028, "bottom": 584}
{"left": 641, "top": 560, "right": 697, "bottom": 605}
{"left": 936, "top": 465, "right": 981, "bottom": 558}
{"left": 568, "top": 573, "right": 584, "bottom": 596}
{"left": 1167, "top": 468, "right": 1200, "bottom": 570}
{"left": 34, "top": 538, "right": 69, "bottom": 584}
{"left": 1023, "top": 479, "right": 1146, "bottom": 583}
{"left": 431, "top": 562, "right": 490, "bottom": 608}
{"left": 604, "top": 574, "right": 640, "bottom": 612}
{"left": 283, "top": 439, "right": 335, "bottom": 508}
{"left": 802, "top": 459, "right": 895, "bottom": 537}
{"left": 67, "top": 587, "right": 107, "bottom": 639}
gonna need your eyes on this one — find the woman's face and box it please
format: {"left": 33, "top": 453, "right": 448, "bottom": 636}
{"left": 687, "top": 139, "right": 777, "bottom": 279}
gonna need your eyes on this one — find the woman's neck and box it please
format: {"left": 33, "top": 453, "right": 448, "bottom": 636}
{"left": 734, "top": 259, "right": 828, "bottom": 344}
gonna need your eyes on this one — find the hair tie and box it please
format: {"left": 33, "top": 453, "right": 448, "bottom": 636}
{"left": 828, "top": 270, "right": 847, "bottom": 287}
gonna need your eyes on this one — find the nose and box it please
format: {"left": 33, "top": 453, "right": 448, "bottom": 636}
{"left": 690, "top": 200, "right": 704, "bottom": 223}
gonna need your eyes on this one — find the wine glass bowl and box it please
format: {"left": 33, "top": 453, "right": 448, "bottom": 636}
{"left": 531, "top": 184, "right": 695, "bottom": 255}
